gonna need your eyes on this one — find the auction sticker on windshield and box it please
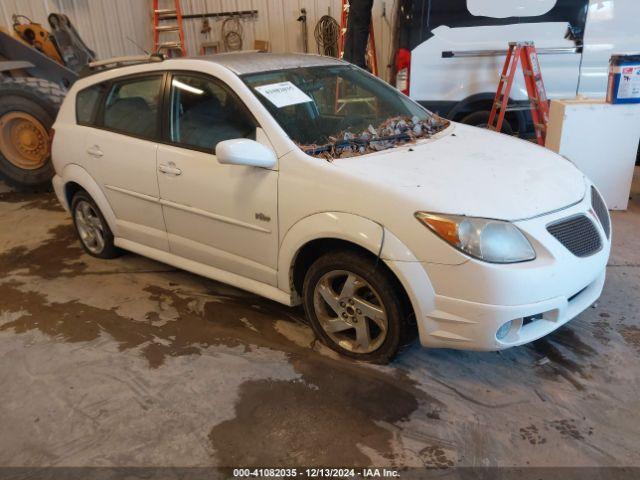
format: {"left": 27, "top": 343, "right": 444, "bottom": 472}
{"left": 255, "top": 81, "right": 313, "bottom": 108}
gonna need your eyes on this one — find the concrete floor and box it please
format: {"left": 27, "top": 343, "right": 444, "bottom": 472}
{"left": 0, "top": 170, "right": 639, "bottom": 471}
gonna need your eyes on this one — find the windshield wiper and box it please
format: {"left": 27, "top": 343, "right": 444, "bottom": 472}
{"left": 302, "top": 132, "right": 413, "bottom": 155}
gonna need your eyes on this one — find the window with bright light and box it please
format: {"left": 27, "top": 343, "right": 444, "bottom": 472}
{"left": 169, "top": 75, "right": 255, "bottom": 151}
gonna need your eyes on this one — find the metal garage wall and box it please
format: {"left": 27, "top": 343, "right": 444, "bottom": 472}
{"left": 0, "top": 0, "right": 397, "bottom": 81}
{"left": 0, "top": 0, "right": 152, "bottom": 58}
{"left": 169, "top": 0, "right": 399, "bottom": 81}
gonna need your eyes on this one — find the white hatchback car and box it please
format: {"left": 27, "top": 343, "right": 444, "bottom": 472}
{"left": 52, "top": 53, "right": 611, "bottom": 363}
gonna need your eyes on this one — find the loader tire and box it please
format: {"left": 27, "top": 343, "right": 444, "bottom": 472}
{"left": 0, "top": 77, "right": 66, "bottom": 192}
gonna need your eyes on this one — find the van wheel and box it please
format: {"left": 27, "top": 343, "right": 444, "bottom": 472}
{"left": 71, "top": 191, "right": 122, "bottom": 259}
{"left": 302, "top": 250, "right": 407, "bottom": 364}
{"left": 461, "top": 110, "right": 513, "bottom": 135}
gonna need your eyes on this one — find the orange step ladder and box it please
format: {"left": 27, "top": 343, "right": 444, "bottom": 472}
{"left": 488, "top": 42, "right": 550, "bottom": 145}
{"left": 152, "top": 0, "right": 186, "bottom": 57}
{"left": 337, "top": 0, "right": 378, "bottom": 76}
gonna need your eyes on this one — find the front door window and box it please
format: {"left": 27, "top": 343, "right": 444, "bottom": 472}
{"left": 169, "top": 75, "right": 255, "bottom": 151}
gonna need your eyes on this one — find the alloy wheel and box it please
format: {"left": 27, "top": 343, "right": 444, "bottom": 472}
{"left": 312, "top": 269, "right": 388, "bottom": 354}
{"left": 74, "top": 200, "right": 106, "bottom": 254}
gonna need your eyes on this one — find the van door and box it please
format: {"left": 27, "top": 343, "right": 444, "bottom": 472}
{"left": 407, "top": 0, "right": 588, "bottom": 107}
{"left": 579, "top": 0, "right": 640, "bottom": 97}
{"left": 83, "top": 73, "right": 168, "bottom": 251}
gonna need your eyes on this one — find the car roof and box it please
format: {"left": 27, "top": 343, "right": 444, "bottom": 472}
{"left": 183, "top": 52, "right": 346, "bottom": 75}
{"left": 78, "top": 53, "right": 348, "bottom": 87}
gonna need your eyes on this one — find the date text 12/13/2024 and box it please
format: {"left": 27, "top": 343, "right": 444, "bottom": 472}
{"left": 232, "top": 468, "right": 400, "bottom": 478}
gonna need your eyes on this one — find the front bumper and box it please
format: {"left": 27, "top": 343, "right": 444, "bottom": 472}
{"left": 420, "top": 268, "right": 605, "bottom": 350}
{"left": 386, "top": 183, "right": 611, "bottom": 351}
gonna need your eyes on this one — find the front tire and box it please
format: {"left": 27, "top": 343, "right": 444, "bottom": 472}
{"left": 302, "top": 250, "right": 408, "bottom": 364}
{"left": 71, "top": 191, "right": 122, "bottom": 259}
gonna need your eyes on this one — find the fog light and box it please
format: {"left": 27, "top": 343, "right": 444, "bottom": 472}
{"left": 496, "top": 320, "right": 513, "bottom": 340}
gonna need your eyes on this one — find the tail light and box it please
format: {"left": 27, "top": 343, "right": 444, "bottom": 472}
{"left": 395, "top": 48, "right": 411, "bottom": 95}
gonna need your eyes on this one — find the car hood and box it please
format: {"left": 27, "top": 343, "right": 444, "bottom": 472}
{"left": 332, "top": 123, "right": 586, "bottom": 221}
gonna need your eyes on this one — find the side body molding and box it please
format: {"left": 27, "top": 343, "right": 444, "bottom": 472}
{"left": 56, "top": 164, "right": 119, "bottom": 237}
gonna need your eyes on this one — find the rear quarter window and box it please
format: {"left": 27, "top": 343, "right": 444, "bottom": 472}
{"left": 76, "top": 82, "right": 107, "bottom": 126}
{"left": 102, "top": 75, "right": 163, "bottom": 140}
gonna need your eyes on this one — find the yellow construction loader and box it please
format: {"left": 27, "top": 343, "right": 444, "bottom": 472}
{"left": 0, "top": 14, "right": 95, "bottom": 191}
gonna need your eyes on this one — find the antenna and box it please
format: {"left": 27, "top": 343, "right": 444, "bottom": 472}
{"left": 126, "top": 36, "right": 150, "bottom": 55}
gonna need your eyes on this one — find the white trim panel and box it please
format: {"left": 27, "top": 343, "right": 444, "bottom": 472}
{"left": 115, "top": 237, "right": 291, "bottom": 306}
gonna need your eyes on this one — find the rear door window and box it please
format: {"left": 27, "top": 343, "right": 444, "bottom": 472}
{"left": 102, "top": 75, "right": 163, "bottom": 140}
{"left": 76, "top": 82, "right": 107, "bottom": 126}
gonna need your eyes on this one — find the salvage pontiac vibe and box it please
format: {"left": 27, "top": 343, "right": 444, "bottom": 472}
{"left": 51, "top": 53, "right": 611, "bottom": 363}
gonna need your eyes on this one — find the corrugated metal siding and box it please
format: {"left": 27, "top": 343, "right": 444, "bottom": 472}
{"left": 0, "top": 0, "right": 397, "bottom": 81}
{"left": 0, "top": 0, "right": 152, "bottom": 58}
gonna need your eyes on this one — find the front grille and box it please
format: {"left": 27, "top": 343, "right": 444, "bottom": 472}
{"left": 547, "top": 215, "right": 602, "bottom": 257}
{"left": 591, "top": 186, "right": 610, "bottom": 239}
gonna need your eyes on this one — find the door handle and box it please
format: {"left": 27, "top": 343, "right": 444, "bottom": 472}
{"left": 158, "top": 163, "right": 182, "bottom": 176}
{"left": 86, "top": 145, "right": 103, "bottom": 158}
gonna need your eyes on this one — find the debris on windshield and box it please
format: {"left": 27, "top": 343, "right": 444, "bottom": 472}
{"left": 298, "top": 115, "right": 450, "bottom": 160}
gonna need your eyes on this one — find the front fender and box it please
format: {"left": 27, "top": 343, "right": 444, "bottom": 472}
{"left": 278, "top": 214, "right": 438, "bottom": 344}
{"left": 57, "top": 164, "right": 118, "bottom": 236}
{"left": 277, "top": 212, "right": 385, "bottom": 293}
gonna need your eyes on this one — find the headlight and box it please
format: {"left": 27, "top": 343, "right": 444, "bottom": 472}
{"left": 415, "top": 212, "right": 536, "bottom": 263}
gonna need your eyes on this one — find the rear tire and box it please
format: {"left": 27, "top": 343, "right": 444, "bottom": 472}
{"left": 302, "top": 250, "right": 408, "bottom": 364}
{"left": 461, "top": 110, "right": 514, "bottom": 135}
{"left": 0, "top": 77, "right": 66, "bottom": 192}
{"left": 71, "top": 191, "right": 122, "bottom": 259}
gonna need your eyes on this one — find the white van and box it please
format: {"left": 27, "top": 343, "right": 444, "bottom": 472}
{"left": 394, "top": 0, "right": 640, "bottom": 135}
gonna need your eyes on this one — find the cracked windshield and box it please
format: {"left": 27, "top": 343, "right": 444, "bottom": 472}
{"left": 242, "top": 65, "right": 449, "bottom": 159}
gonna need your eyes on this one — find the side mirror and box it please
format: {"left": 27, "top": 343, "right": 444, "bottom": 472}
{"left": 215, "top": 139, "right": 276, "bottom": 169}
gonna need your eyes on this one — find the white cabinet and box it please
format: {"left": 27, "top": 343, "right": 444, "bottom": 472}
{"left": 546, "top": 99, "right": 640, "bottom": 210}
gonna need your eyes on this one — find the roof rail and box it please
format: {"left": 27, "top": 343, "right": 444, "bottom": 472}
{"left": 82, "top": 54, "right": 165, "bottom": 76}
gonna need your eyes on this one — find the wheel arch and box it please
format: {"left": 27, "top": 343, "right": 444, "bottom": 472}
{"left": 291, "top": 238, "right": 381, "bottom": 300}
{"left": 448, "top": 92, "right": 526, "bottom": 133}
{"left": 279, "top": 213, "right": 421, "bottom": 327}
{"left": 290, "top": 236, "right": 418, "bottom": 333}
{"left": 57, "top": 164, "right": 118, "bottom": 236}
{"left": 278, "top": 213, "right": 385, "bottom": 297}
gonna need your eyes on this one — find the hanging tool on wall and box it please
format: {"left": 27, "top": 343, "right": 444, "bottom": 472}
{"left": 314, "top": 15, "right": 339, "bottom": 57}
{"left": 159, "top": 8, "right": 258, "bottom": 53}
{"left": 221, "top": 16, "right": 243, "bottom": 51}
{"left": 339, "top": 0, "right": 378, "bottom": 76}
{"left": 487, "top": 42, "right": 550, "bottom": 145}
{"left": 200, "top": 17, "right": 212, "bottom": 37}
{"left": 198, "top": 16, "right": 219, "bottom": 55}
{"left": 152, "top": 0, "right": 186, "bottom": 57}
{"left": 297, "top": 8, "right": 308, "bottom": 53}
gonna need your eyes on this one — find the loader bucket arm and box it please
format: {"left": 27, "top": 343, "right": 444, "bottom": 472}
{"left": 0, "top": 30, "right": 77, "bottom": 88}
